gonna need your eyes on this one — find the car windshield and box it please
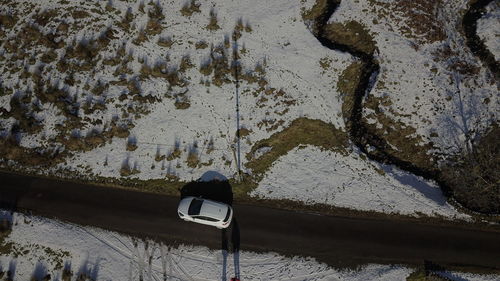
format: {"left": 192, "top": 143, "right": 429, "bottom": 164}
{"left": 188, "top": 198, "right": 203, "bottom": 216}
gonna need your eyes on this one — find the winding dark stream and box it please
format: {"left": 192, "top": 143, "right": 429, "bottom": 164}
{"left": 463, "top": 0, "right": 499, "bottom": 79}
{"left": 309, "top": 0, "right": 498, "bottom": 207}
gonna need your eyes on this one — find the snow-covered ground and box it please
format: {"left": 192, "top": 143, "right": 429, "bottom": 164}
{"left": 477, "top": 0, "right": 500, "bottom": 61}
{"left": 329, "top": 0, "right": 498, "bottom": 156}
{"left": 0, "top": 0, "right": 352, "bottom": 181}
{"left": 253, "top": 145, "right": 468, "bottom": 218}
{"left": 0, "top": 0, "right": 498, "bottom": 219}
{"left": 1, "top": 210, "right": 497, "bottom": 281}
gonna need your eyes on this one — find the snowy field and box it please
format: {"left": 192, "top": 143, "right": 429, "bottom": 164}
{"left": 253, "top": 145, "right": 468, "bottom": 218}
{"left": 329, "top": 0, "right": 498, "bottom": 156}
{"left": 1, "top": 210, "right": 497, "bottom": 281}
{"left": 0, "top": 0, "right": 498, "bottom": 218}
{"left": 477, "top": 0, "right": 500, "bottom": 60}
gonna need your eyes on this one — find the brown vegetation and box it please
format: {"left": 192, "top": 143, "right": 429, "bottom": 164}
{"left": 440, "top": 123, "right": 500, "bottom": 214}
{"left": 206, "top": 9, "right": 220, "bottom": 30}
{"left": 323, "top": 21, "right": 376, "bottom": 55}
{"left": 246, "top": 118, "right": 349, "bottom": 177}
{"left": 337, "top": 61, "right": 363, "bottom": 126}
{"left": 180, "top": 0, "right": 201, "bottom": 17}
{"left": 366, "top": 0, "right": 446, "bottom": 44}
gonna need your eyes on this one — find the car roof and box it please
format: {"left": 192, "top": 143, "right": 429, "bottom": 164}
{"left": 199, "top": 199, "right": 229, "bottom": 220}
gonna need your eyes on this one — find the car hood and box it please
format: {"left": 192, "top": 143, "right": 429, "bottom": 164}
{"left": 178, "top": 197, "right": 192, "bottom": 215}
{"left": 200, "top": 200, "right": 229, "bottom": 220}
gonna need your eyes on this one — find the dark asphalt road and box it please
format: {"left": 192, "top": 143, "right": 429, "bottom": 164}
{"left": 0, "top": 171, "right": 499, "bottom": 271}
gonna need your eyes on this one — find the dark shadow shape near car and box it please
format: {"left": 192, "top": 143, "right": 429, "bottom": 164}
{"left": 221, "top": 218, "right": 240, "bottom": 281}
{"left": 180, "top": 172, "right": 233, "bottom": 206}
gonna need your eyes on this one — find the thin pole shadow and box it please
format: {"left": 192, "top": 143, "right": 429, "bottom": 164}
{"left": 221, "top": 228, "right": 229, "bottom": 281}
{"left": 221, "top": 218, "right": 241, "bottom": 281}
{"left": 231, "top": 218, "right": 240, "bottom": 280}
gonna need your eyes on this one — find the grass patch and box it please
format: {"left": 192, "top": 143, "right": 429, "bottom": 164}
{"left": 0, "top": 218, "right": 12, "bottom": 255}
{"left": 337, "top": 61, "right": 364, "bottom": 126}
{"left": 301, "top": 0, "right": 330, "bottom": 33}
{"left": 323, "top": 21, "right": 376, "bottom": 55}
{"left": 174, "top": 97, "right": 191, "bottom": 109}
{"left": 186, "top": 150, "right": 199, "bottom": 168}
{"left": 145, "top": 19, "right": 162, "bottom": 36}
{"left": 362, "top": 98, "right": 436, "bottom": 170}
{"left": 440, "top": 123, "right": 500, "bottom": 214}
{"left": 366, "top": 0, "right": 446, "bottom": 44}
{"left": 158, "top": 36, "right": 174, "bottom": 48}
{"left": 180, "top": 0, "right": 201, "bottom": 17}
{"left": 195, "top": 40, "right": 208, "bottom": 49}
{"left": 246, "top": 118, "right": 349, "bottom": 178}
{"left": 206, "top": 9, "right": 220, "bottom": 31}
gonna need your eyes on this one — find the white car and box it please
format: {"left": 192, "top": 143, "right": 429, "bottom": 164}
{"left": 177, "top": 196, "right": 233, "bottom": 229}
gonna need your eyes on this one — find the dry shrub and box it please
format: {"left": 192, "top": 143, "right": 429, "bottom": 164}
{"left": 206, "top": 9, "right": 220, "bottom": 30}
{"left": 232, "top": 18, "right": 244, "bottom": 41}
{"left": 157, "top": 36, "right": 174, "bottom": 47}
{"left": 145, "top": 18, "right": 162, "bottom": 36}
{"left": 155, "top": 145, "right": 165, "bottom": 161}
{"left": 132, "top": 29, "right": 148, "bottom": 45}
{"left": 323, "top": 21, "right": 376, "bottom": 55}
{"left": 0, "top": 14, "right": 17, "bottom": 29}
{"left": 118, "top": 7, "right": 134, "bottom": 31}
{"left": 367, "top": 0, "right": 445, "bottom": 44}
{"left": 187, "top": 149, "right": 199, "bottom": 168}
{"left": 71, "top": 10, "right": 90, "bottom": 19}
{"left": 179, "top": 56, "right": 194, "bottom": 72}
{"left": 147, "top": 1, "right": 164, "bottom": 20}
{"left": 61, "top": 267, "right": 72, "bottom": 281}
{"left": 441, "top": 123, "right": 500, "bottom": 214}
{"left": 337, "top": 61, "right": 364, "bottom": 125}
{"left": 105, "top": 0, "right": 114, "bottom": 12}
{"left": 300, "top": 0, "right": 329, "bottom": 34}
{"left": 167, "top": 144, "right": 182, "bottom": 160}
{"left": 195, "top": 40, "right": 208, "bottom": 49}
{"left": 40, "top": 49, "right": 58, "bottom": 63}
{"left": 237, "top": 127, "right": 251, "bottom": 138}
{"left": 180, "top": 0, "right": 201, "bottom": 17}
{"left": 174, "top": 96, "right": 190, "bottom": 109}
{"left": 120, "top": 157, "right": 132, "bottom": 176}
{"left": 34, "top": 9, "right": 58, "bottom": 26}
{"left": 126, "top": 135, "right": 138, "bottom": 151}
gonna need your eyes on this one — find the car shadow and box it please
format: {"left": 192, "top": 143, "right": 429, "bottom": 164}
{"left": 180, "top": 171, "right": 233, "bottom": 206}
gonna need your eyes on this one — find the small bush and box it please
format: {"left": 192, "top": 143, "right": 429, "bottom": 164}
{"left": 157, "top": 36, "right": 174, "bottom": 47}
{"left": 440, "top": 123, "right": 500, "bottom": 214}
{"left": 180, "top": 0, "right": 201, "bottom": 17}
{"left": 195, "top": 40, "right": 208, "bottom": 49}
{"left": 206, "top": 9, "right": 220, "bottom": 30}
{"left": 174, "top": 96, "right": 190, "bottom": 109}
{"left": 187, "top": 148, "right": 199, "bottom": 168}
{"left": 126, "top": 135, "right": 138, "bottom": 151}
{"left": 145, "top": 18, "right": 162, "bottom": 36}
{"left": 179, "top": 56, "right": 194, "bottom": 72}
{"left": 155, "top": 145, "right": 165, "bottom": 161}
